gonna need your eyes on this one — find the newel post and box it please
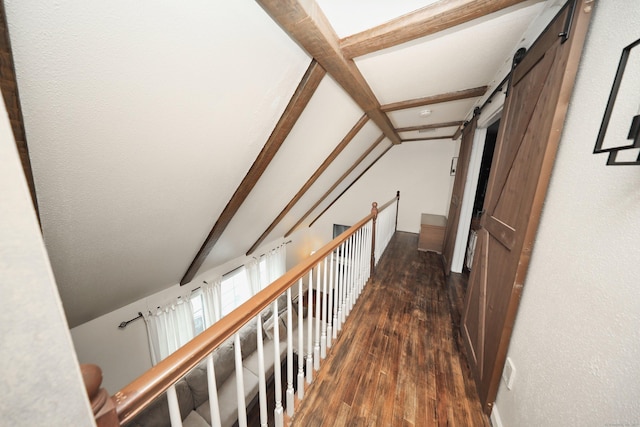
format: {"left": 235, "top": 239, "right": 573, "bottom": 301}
{"left": 395, "top": 190, "right": 400, "bottom": 231}
{"left": 370, "top": 202, "right": 378, "bottom": 277}
{"left": 81, "top": 364, "right": 119, "bottom": 427}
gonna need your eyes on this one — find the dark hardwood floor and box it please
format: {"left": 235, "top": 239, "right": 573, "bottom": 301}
{"left": 288, "top": 231, "right": 488, "bottom": 427}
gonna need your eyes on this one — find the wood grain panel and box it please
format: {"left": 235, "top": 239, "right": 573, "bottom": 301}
{"left": 340, "top": 0, "right": 542, "bottom": 59}
{"left": 462, "top": 0, "right": 592, "bottom": 413}
{"left": 246, "top": 115, "right": 369, "bottom": 255}
{"left": 381, "top": 86, "right": 487, "bottom": 113}
{"left": 0, "top": 3, "right": 39, "bottom": 219}
{"left": 483, "top": 215, "right": 515, "bottom": 251}
{"left": 256, "top": 0, "right": 401, "bottom": 145}
{"left": 290, "top": 232, "right": 489, "bottom": 426}
{"left": 180, "top": 61, "right": 325, "bottom": 285}
{"left": 396, "top": 121, "right": 464, "bottom": 133}
{"left": 441, "top": 117, "right": 477, "bottom": 274}
{"left": 401, "top": 135, "right": 455, "bottom": 142}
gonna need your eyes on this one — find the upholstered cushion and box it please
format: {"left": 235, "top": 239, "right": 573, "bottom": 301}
{"left": 242, "top": 336, "right": 288, "bottom": 379}
{"left": 125, "top": 379, "right": 194, "bottom": 427}
{"left": 238, "top": 320, "right": 259, "bottom": 359}
{"left": 185, "top": 336, "right": 235, "bottom": 408}
{"left": 261, "top": 313, "right": 275, "bottom": 341}
{"left": 196, "top": 367, "right": 260, "bottom": 427}
{"left": 182, "top": 410, "right": 210, "bottom": 427}
{"left": 290, "top": 316, "right": 318, "bottom": 356}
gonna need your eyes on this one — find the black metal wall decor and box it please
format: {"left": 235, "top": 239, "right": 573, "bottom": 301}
{"left": 594, "top": 37, "right": 640, "bottom": 165}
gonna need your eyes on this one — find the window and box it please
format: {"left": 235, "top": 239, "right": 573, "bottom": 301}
{"left": 220, "top": 267, "right": 252, "bottom": 316}
{"left": 259, "top": 257, "right": 269, "bottom": 289}
{"left": 191, "top": 291, "right": 205, "bottom": 335}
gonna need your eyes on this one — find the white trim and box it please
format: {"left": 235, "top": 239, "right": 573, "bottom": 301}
{"left": 490, "top": 403, "right": 504, "bottom": 427}
{"left": 450, "top": 105, "right": 503, "bottom": 273}
{"left": 450, "top": 127, "right": 486, "bottom": 273}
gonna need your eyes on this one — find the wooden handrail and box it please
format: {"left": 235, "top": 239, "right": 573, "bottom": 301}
{"left": 82, "top": 364, "right": 119, "bottom": 427}
{"left": 112, "top": 194, "right": 400, "bottom": 424}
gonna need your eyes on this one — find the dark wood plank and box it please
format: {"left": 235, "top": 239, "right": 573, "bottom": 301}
{"left": 289, "top": 232, "right": 489, "bottom": 426}
{"left": 256, "top": 0, "right": 401, "bottom": 145}
{"left": 0, "top": 2, "right": 39, "bottom": 219}
{"left": 246, "top": 115, "right": 369, "bottom": 255}
{"left": 463, "top": 0, "right": 593, "bottom": 412}
{"left": 340, "top": 0, "right": 542, "bottom": 59}
{"left": 442, "top": 116, "right": 477, "bottom": 274}
{"left": 452, "top": 123, "right": 465, "bottom": 141}
{"left": 284, "top": 134, "right": 385, "bottom": 237}
{"left": 180, "top": 61, "right": 325, "bottom": 285}
{"left": 381, "top": 87, "right": 487, "bottom": 113}
{"left": 401, "top": 135, "right": 455, "bottom": 142}
{"left": 396, "top": 121, "right": 464, "bottom": 133}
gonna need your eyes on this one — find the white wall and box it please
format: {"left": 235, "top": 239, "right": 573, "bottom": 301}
{"left": 0, "top": 101, "right": 95, "bottom": 424}
{"left": 308, "top": 139, "right": 458, "bottom": 244}
{"left": 493, "top": 2, "right": 640, "bottom": 426}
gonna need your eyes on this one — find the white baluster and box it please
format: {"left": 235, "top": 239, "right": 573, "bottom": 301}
{"left": 286, "top": 288, "right": 295, "bottom": 417}
{"left": 167, "top": 385, "right": 183, "bottom": 427}
{"left": 346, "top": 236, "right": 353, "bottom": 316}
{"left": 206, "top": 354, "right": 222, "bottom": 427}
{"left": 256, "top": 317, "right": 268, "bottom": 427}
{"left": 359, "top": 227, "right": 365, "bottom": 295}
{"left": 297, "top": 278, "right": 304, "bottom": 399}
{"left": 273, "top": 299, "right": 283, "bottom": 427}
{"left": 327, "top": 251, "right": 334, "bottom": 346}
{"left": 306, "top": 269, "right": 313, "bottom": 384}
{"left": 353, "top": 232, "right": 358, "bottom": 307}
{"left": 368, "top": 221, "right": 373, "bottom": 280}
{"left": 321, "top": 255, "right": 328, "bottom": 356}
{"left": 338, "top": 242, "right": 345, "bottom": 328}
{"left": 354, "top": 231, "right": 360, "bottom": 305}
{"left": 314, "top": 262, "right": 321, "bottom": 370}
{"left": 234, "top": 333, "right": 247, "bottom": 427}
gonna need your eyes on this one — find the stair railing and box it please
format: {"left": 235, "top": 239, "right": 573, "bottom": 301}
{"left": 93, "top": 193, "right": 399, "bottom": 427}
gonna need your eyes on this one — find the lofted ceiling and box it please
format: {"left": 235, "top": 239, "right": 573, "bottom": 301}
{"left": 4, "top": 0, "right": 557, "bottom": 327}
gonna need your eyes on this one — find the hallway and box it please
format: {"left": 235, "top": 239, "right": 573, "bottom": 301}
{"left": 290, "top": 231, "right": 488, "bottom": 426}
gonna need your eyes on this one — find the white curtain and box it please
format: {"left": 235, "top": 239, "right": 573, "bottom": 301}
{"left": 245, "top": 258, "right": 261, "bottom": 295}
{"left": 144, "top": 295, "right": 196, "bottom": 365}
{"left": 246, "top": 243, "right": 287, "bottom": 293}
{"left": 202, "top": 277, "right": 222, "bottom": 327}
{"left": 264, "top": 244, "right": 286, "bottom": 286}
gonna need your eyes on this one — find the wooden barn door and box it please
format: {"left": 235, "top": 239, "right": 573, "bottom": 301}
{"left": 442, "top": 116, "right": 477, "bottom": 274}
{"left": 461, "top": 0, "right": 591, "bottom": 413}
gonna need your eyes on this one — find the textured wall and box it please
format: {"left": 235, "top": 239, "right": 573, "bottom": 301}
{"left": 310, "top": 139, "right": 458, "bottom": 238}
{"left": 494, "top": 1, "right": 640, "bottom": 426}
{"left": 0, "top": 100, "right": 95, "bottom": 423}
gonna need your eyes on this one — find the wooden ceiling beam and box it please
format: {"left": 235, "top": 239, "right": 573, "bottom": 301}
{"left": 285, "top": 134, "right": 386, "bottom": 237}
{"left": 256, "top": 0, "right": 401, "bottom": 145}
{"left": 0, "top": 3, "right": 39, "bottom": 220}
{"left": 452, "top": 124, "right": 465, "bottom": 140}
{"left": 341, "top": 0, "right": 541, "bottom": 59}
{"left": 381, "top": 86, "right": 487, "bottom": 113}
{"left": 180, "top": 61, "right": 325, "bottom": 285}
{"left": 397, "top": 121, "right": 464, "bottom": 133}
{"left": 246, "top": 114, "right": 369, "bottom": 255}
{"left": 402, "top": 135, "right": 456, "bottom": 142}
{"left": 309, "top": 144, "right": 393, "bottom": 228}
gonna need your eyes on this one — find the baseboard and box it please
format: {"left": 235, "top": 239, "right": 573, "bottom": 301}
{"left": 490, "top": 404, "right": 504, "bottom": 427}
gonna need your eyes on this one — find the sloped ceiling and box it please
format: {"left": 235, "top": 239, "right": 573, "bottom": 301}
{"left": 5, "top": 0, "right": 554, "bottom": 327}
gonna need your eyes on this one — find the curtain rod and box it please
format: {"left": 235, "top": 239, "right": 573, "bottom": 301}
{"left": 118, "top": 240, "right": 292, "bottom": 328}
{"left": 118, "top": 312, "right": 143, "bottom": 329}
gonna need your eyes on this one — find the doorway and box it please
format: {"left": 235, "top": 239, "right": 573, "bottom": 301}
{"left": 463, "top": 119, "right": 499, "bottom": 273}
